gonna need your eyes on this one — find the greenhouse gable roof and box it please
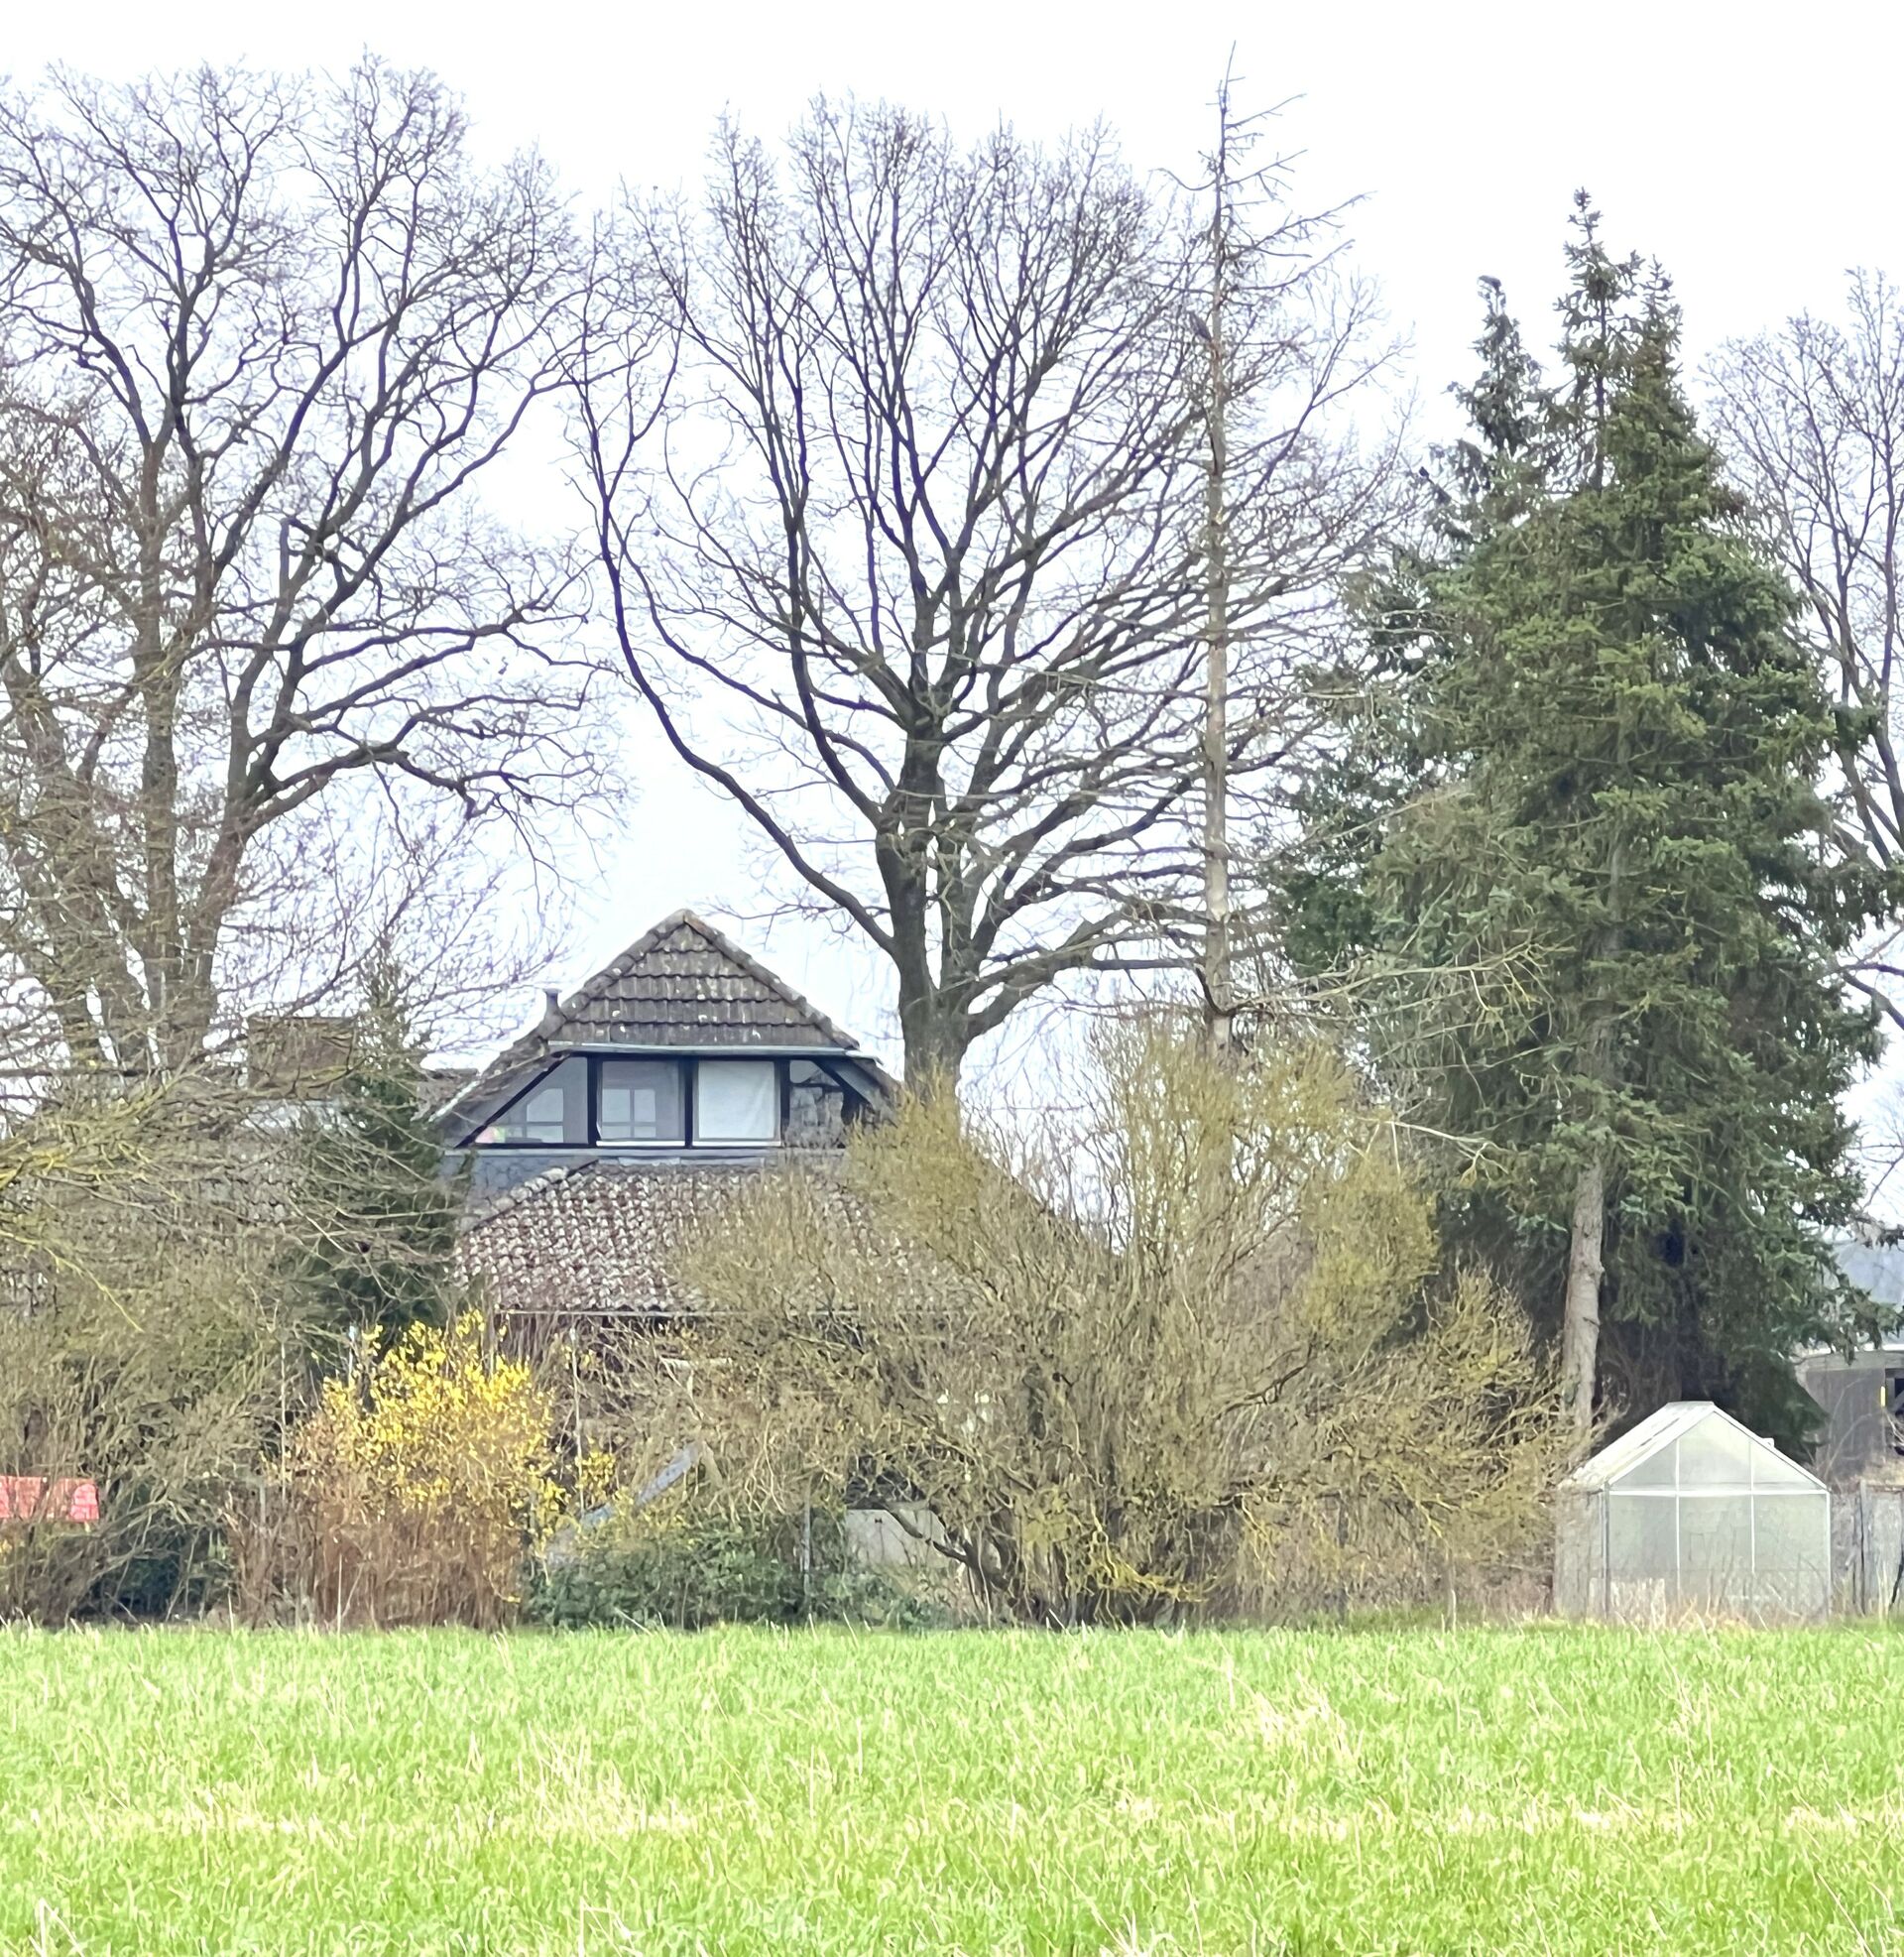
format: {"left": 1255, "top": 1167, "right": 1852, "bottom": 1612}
{"left": 1561, "top": 1401, "right": 1825, "bottom": 1493}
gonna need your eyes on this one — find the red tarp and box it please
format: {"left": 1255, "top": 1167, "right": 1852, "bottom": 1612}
{"left": 0, "top": 1477, "right": 99, "bottom": 1525}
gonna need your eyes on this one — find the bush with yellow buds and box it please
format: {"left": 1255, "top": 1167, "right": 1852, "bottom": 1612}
{"left": 283, "top": 1313, "right": 608, "bottom": 1627}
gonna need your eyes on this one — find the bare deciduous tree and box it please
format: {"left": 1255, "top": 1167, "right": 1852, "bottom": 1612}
{"left": 573, "top": 99, "right": 1394, "bottom": 1092}
{"left": 1715, "top": 273, "right": 1904, "bottom": 1021}
{"left": 0, "top": 61, "right": 603, "bottom": 1074}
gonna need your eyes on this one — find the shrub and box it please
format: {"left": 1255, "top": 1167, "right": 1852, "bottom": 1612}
{"left": 531, "top": 1510, "right": 799, "bottom": 1630}
{"left": 674, "top": 1022, "right": 1570, "bottom": 1627}
{"left": 0, "top": 1084, "right": 292, "bottom": 1623}
{"left": 277, "top": 1313, "right": 589, "bottom": 1628}
{"left": 528, "top": 1503, "right": 945, "bottom": 1631}
{"left": 804, "top": 1559, "right": 950, "bottom": 1631}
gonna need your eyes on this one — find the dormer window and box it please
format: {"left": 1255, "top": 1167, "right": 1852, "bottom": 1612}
{"left": 599, "top": 1059, "right": 685, "bottom": 1143}
{"left": 472, "top": 1052, "right": 818, "bottom": 1150}
{"left": 485, "top": 1056, "right": 588, "bottom": 1145}
{"left": 441, "top": 912, "right": 895, "bottom": 1175}
{"left": 695, "top": 1059, "right": 777, "bottom": 1143}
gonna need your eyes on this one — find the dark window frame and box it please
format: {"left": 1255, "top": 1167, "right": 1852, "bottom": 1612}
{"left": 472, "top": 1052, "right": 869, "bottom": 1151}
{"left": 1885, "top": 1368, "right": 1904, "bottom": 1456}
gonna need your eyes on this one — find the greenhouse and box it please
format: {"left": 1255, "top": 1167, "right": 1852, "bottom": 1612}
{"left": 1554, "top": 1401, "right": 1832, "bottom": 1624}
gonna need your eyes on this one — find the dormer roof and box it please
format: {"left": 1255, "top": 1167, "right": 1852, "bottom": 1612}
{"left": 437, "top": 910, "right": 892, "bottom": 1142}
{"left": 545, "top": 909, "right": 863, "bottom": 1051}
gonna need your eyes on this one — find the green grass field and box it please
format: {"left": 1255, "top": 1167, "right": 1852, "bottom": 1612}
{"left": 2, "top": 1625, "right": 1902, "bottom": 1955}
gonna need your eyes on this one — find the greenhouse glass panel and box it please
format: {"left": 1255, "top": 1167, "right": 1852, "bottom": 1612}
{"left": 1679, "top": 1494, "right": 1753, "bottom": 1611}
{"left": 1555, "top": 1403, "right": 1831, "bottom": 1624}
{"left": 1606, "top": 1491, "right": 1678, "bottom": 1582}
{"left": 1617, "top": 1443, "right": 1680, "bottom": 1489}
{"left": 1677, "top": 1416, "right": 1759, "bottom": 1487}
{"left": 1753, "top": 1494, "right": 1831, "bottom": 1605}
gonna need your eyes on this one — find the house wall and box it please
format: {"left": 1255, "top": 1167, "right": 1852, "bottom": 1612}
{"left": 448, "top": 1143, "right": 787, "bottom": 1204}
{"left": 1799, "top": 1351, "right": 1899, "bottom": 1486}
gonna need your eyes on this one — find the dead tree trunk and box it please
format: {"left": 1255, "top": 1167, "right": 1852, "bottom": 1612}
{"left": 1562, "top": 807, "right": 1626, "bottom": 1455}
{"left": 1200, "top": 74, "right": 1236, "bottom": 1060}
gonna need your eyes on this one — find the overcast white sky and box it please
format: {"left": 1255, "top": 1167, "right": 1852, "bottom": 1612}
{"left": 7, "top": 0, "right": 1899, "bottom": 1098}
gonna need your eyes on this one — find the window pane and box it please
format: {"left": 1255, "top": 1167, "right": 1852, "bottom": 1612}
{"left": 697, "top": 1059, "right": 777, "bottom": 1142}
{"left": 599, "top": 1060, "right": 684, "bottom": 1143}
{"left": 486, "top": 1057, "right": 587, "bottom": 1145}
{"left": 787, "top": 1058, "right": 847, "bottom": 1147}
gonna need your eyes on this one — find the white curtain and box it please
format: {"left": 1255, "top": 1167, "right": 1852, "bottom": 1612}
{"left": 697, "top": 1060, "right": 777, "bottom": 1141}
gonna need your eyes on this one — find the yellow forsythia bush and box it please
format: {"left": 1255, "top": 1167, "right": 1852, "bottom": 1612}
{"left": 286, "top": 1313, "right": 596, "bottom": 1628}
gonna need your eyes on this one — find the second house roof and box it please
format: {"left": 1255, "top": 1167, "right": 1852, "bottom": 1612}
{"left": 439, "top": 910, "right": 890, "bottom": 1140}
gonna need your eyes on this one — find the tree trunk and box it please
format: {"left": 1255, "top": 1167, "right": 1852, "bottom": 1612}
{"left": 898, "top": 1000, "right": 965, "bottom": 1102}
{"left": 1201, "top": 87, "right": 1233, "bottom": 1061}
{"left": 1202, "top": 380, "right": 1232, "bottom": 1058}
{"left": 1563, "top": 701, "right": 1628, "bottom": 1456}
{"left": 881, "top": 825, "right": 966, "bottom": 1101}
{"left": 1561, "top": 1156, "right": 1606, "bottom": 1454}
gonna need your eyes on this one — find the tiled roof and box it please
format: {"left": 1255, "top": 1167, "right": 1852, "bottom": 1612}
{"left": 437, "top": 911, "right": 893, "bottom": 1142}
{"left": 455, "top": 1157, "right": 832, "bottom": 1320}
{"left": 557, "top": 912, "right": 860, "bottom": 1049}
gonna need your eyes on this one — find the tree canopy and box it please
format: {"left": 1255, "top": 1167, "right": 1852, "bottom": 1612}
{"left": 1283, "top": 197, "right": 1882, "bottom": 1445}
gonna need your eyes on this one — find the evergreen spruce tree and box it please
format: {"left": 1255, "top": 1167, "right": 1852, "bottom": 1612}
{"left": 1287, "top": 197, "right": 1881, "bottom": 1447}
{"left": 293, "top": 969, "right": 461, "bottom": 1344}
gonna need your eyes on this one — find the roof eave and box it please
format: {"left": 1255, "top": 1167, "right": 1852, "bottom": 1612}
{"left": 542, "top": 1040, "right": 863, "bottom": 1058}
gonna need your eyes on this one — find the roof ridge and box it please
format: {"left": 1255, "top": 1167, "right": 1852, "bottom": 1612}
{"left": 432, "top": 918, "right": 707, "bottom": 1130}
{"left": 1560, "top": 1399, "right": 1825, "bottom": 1492}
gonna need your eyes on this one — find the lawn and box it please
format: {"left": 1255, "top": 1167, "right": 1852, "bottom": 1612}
{"left": 2, "top": 1624, "right": 1901, "bottom": 1956}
